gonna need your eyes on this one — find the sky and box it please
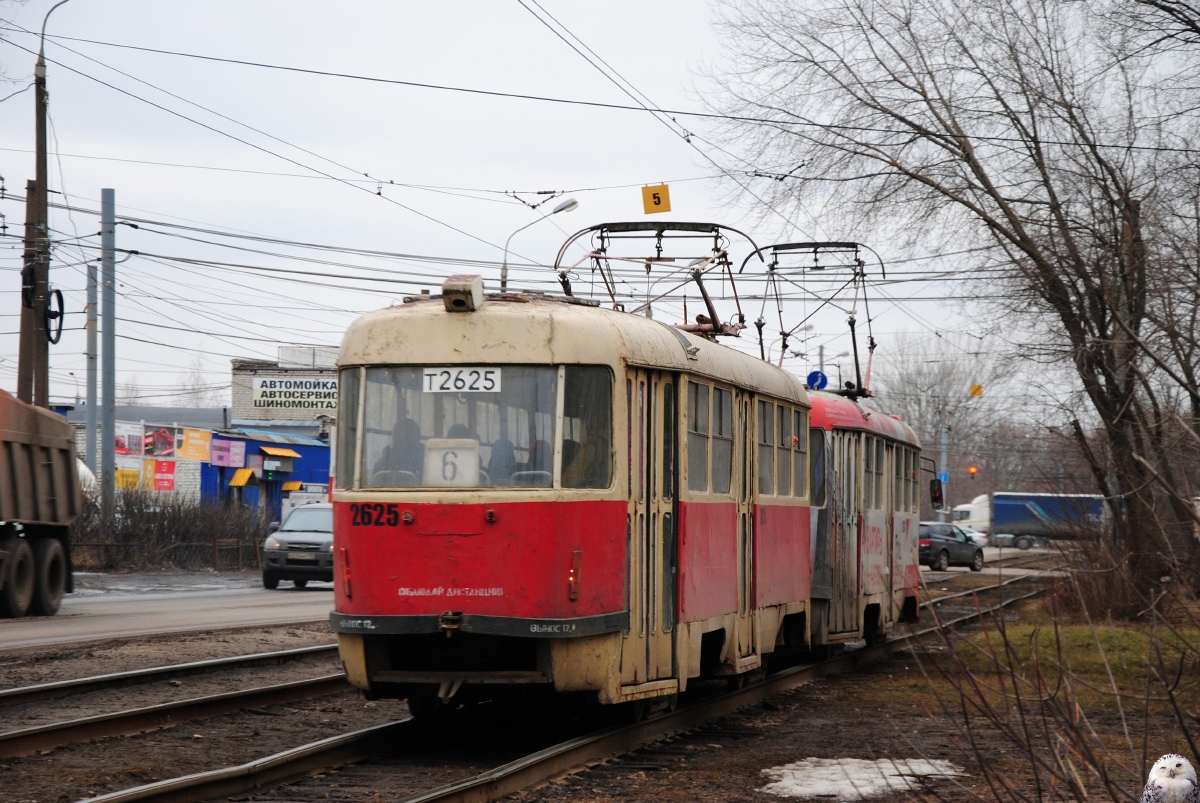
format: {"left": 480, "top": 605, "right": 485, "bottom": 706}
{"left": 0, "top": 0, "right": 988, "bottom": 409}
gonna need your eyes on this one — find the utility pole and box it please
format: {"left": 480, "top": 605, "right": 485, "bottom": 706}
{"left": 100, "top": 189, "right": 116, "bottom": 514}
{"left": 937, "top": 418, "right": 949, "bottom": 522}
{"left": 818, "top": 344, "right": 825, "bottom": 375}
{"left": 17, "top": 176, "right": 47, "bottom": 406}
{"left": 85, "top": 253, "right": 97, "bottom": 471}
{"left": 17, "top": 2, "right": 72, "bottom": 409}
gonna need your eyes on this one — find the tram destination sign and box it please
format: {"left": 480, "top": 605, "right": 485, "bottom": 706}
{"left": 252, "top": 377, "right": 338, "bottom": 410}
{"left": 422, "top": 367, "right": 501, "bottom": 393}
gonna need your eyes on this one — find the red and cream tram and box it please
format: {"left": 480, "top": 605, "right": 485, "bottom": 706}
{"left": 330, "top": 275, "right": 920, "bottom": 712}
{"left": 806, "top": 392, "right": 921, "bottom": 647}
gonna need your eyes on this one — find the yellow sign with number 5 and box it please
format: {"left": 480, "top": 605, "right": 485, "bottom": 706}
{"left": 642, "top": 184, "right": 671, "bottom": 214}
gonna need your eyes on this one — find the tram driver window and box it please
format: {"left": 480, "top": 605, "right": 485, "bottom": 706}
{"left": 336, "top": 368, "right": 361, "bottom": 488}
{"left": 561, "top": 366, "right": 613, "bottom": 489}
{"left": 360, "top": 365, "right": 558, "bottom": 488}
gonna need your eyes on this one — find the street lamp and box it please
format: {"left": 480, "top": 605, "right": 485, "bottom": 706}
{"left": 819, "top": 347, "right": 849, "bottom": 375}
{"left": 500, "top": 198, "right": 579, "bottom": 292}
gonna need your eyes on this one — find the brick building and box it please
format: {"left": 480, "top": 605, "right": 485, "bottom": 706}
{"left": 230, "top": 346, "right": 338, "bottom": 438}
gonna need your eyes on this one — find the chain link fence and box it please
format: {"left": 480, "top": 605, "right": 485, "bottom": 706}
{"left": 69, "top": 490, "right": 271, "bottom": 572}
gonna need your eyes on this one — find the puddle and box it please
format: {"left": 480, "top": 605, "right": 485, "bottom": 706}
{"left": 760, "top": 757, "right": 967, "bottom": 799}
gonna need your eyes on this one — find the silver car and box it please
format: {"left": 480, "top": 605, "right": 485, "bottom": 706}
{"left": 262, "top": 503, "right": 333, "bottom": 589}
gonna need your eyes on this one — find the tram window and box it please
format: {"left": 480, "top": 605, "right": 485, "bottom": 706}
{"left": 776, "top": 406, "right": 792, "bottom": 496}
{"left": 360, "top": 365, "right": 557, "bottom": 488}
{"left": 711, "top": 387, "right": 733, "bottom": 494}
{"left": 687, "top": 382, "right": 709, "bottom": 493}
{"left": 793, "top": 410, "right": 808, "bottom": 498}
{"left": 336, "top": 368, "right": 361, "bottom": 488}
{"left": 757, "top": 400, "right": 774, "bottom": 495}
{"left": 893, "top": 444, "right": 904, "bottom": 512}
{"left": 868, "top": 434, "right": 878, "bottom": 504}
{"left": 905, "top": 449, "right": 913, "bottom": 512}
{"left": 562, "top": 366, "right": 613, "bottom": 489}
{"left": 809, "top": 429, "right": 827, "bottom": 507}
{"left": 875, "top": 440, "right": 886, "bottom": 509}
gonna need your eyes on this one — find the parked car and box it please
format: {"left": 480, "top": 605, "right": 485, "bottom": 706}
{"left": 262, "top": 503, "right": 333, "bottom": 589}
{"left": 962, "top": 527, "right": 989, "bottom": 548}
{"left": 919, "top": 522, "right": 985, "bottom": 572}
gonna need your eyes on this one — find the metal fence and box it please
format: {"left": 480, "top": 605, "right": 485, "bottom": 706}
{"left": 72, "top": 540, "right": 261, "bottom": 572}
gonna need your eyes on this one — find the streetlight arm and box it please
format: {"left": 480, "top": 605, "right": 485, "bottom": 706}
{"left": 38, "top": 0, "right": 75, "bottom": 64}
{"left": 500, "top": 218, "right": 545, "bottom": 292}
{"left": 499, "top": 198, "right": 578, "bottom": 292}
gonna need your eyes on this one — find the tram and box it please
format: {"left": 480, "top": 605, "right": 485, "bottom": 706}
{"left": 330, "top": 272, "right": 921, "bottom": 713}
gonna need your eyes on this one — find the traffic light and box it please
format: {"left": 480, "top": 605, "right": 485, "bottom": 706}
{"left": 930, "top": 478, "right": 945, "bottom": 509}
{"left": 968, "top": 465, "right": 978, "bottom": 479}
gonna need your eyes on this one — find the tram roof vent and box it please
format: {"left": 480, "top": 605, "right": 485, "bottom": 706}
{"left": 443, "top": 275, "right": 484, "bottom": 312}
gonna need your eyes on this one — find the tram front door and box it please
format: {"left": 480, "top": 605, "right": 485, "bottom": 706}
{"left": 620, "top": 369, "right": 678, "bottom": 686}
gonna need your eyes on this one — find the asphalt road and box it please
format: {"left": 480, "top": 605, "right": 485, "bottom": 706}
{"left": 0, "top": 572, "right": 333, "bottom": 650}
{"left": 2, "top": 547, "right": 1048, "bottom": 651}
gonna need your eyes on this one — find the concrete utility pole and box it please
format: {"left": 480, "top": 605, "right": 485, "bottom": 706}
{"left": 85, "top": 253, "right": 97, "bottom": 471}
{"left": 17, "top": 176, "right": 48, "bottom": 406}
{"left": 937, "top": 417, "right": 949, "bottom": 522}
{"left": 17, "top": 1, "right": 74, "bottom": 409}
{"left": 100, "top": 189, "right": 116, "bottom": 514}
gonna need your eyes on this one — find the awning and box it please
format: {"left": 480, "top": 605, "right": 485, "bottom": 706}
{"left": 228, "top": 468, "right": 257, "bottom": 487}
{"left": 260, "top": 445, "right": 302, "bottom": 458}
{"left": 281, "top": 481, "right": 302, "bottom": 492}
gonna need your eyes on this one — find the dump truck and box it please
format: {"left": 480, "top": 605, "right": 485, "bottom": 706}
{"left": 952, "top": 491, "right": 1109, "bottom": 549}
{"left": 0, "top": 389, "right": 81, "bottom": 616}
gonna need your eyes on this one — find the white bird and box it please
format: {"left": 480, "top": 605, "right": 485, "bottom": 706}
{"left": 1142, "top": 755, "right": 1200, "bottom": 803}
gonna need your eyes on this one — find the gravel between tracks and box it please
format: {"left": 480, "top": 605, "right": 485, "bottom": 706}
{"left": 0, "top": 569, "right": 1024, "bottom": 803}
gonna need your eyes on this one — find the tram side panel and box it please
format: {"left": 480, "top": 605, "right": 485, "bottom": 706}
{"left": 677, "top": 501, "right": 739, "bottom": 622}
{"left": 333, "top": 499, "right": 627, "bottom": 620}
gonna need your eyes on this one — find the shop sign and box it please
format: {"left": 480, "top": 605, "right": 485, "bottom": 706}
{"left": 177, "top": 429, "right": 212, "bottom": 461}
{"left": 252, "top": 376, "right": 337, "bottom": 410}
{"left": 115, "top": 421, "right": 144, "bottom": 456}
{"left": 211, "top": 438, "right": 246, "bottom": 468}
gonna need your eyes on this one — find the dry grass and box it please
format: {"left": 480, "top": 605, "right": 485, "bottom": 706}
{"left": 901, "top": 579, "right": 1200, "bottom": 802}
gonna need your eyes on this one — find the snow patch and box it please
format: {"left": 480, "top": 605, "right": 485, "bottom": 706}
{"left": 760, "top": 757, "right": 967, "bottom": 799}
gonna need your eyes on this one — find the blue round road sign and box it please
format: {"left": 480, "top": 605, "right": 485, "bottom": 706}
{"left": 806, "top": 370, "right": 828, "bottom": 390}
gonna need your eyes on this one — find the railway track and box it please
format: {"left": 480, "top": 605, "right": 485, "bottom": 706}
{"left": 0, "top": 643, "right": 337, "bottom": 708}
{"left": 0, "top": 674, "right": 349, "bottom": 758}
{"left": 79, "top": 573, "right": 1043, "bottom": 803}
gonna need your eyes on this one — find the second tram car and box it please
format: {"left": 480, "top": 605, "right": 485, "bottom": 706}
{"left": 330, "top": 275, "right": 921, "bottom": 713}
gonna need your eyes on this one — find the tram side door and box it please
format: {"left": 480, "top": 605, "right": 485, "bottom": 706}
{"left": 828, "top": 430, "right": 860, "bottom": 635}
{"left": 620, "top": 369, "right": 677, "bottom": 686}
{"left": 735, "top": 391, "right": 756, "bottom": 659}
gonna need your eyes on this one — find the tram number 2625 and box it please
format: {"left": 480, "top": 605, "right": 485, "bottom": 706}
{"left": 349, "top": 502, "right": 400, "bottom": 527}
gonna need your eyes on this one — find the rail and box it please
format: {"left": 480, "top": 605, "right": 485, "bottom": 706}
{"left": 82, "top": 578, "right": 1041, "bottom": 803}
{"left": 0, "top": 674, "right": 349, "bottom": 759}
{"left": 0, "top": 643, "right": 337, "bottom": 707}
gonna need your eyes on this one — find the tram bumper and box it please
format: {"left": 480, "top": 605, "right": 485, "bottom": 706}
{"left": 332, "top": 611, "right": 628, "bottom": 696}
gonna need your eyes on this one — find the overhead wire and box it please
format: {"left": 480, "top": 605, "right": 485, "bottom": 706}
{"left": 0, "top": 34, "right": 514, "bottom": 255}
{"left": 9, "top": 27, "right": 1197, "bottom": 155}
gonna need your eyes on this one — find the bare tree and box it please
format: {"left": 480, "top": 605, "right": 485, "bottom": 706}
{"left": 176, "top": 355, "right": 228, "bottom": 407}
{"left": 705, "top": 0, "right": 1200, "bottom": 575}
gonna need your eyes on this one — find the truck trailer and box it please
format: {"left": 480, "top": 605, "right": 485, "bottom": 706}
{"left": 0, "top": 389, "right": 81, "bottom": 616}
{"left": 952, "top": 491, "right": 1108, "bottom": 549}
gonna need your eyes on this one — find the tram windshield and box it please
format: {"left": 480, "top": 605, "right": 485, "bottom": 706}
{"left": 349, "top": 365, "right": 612, "bottom": 489}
